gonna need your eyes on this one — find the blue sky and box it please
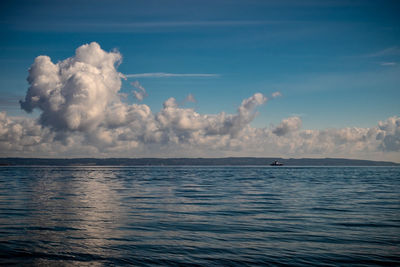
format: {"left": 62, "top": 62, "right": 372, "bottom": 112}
{"left": 0, "top": 0, "right": 399, "bottom": 160}
{"left": 1, "top": 0, "right": 399, "bottom": 128}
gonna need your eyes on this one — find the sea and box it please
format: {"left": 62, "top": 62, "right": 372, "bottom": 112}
{"left": 0, "top": 166, "right": 399, "bottom": 266}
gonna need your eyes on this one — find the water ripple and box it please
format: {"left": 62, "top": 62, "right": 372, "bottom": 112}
{"left": 0, "top": 166, "right": 399, "bottom": 265}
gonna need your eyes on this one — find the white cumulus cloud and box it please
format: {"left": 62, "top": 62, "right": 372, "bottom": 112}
{"left": 272, "top": 116, "right": 302, "bottom": 136}
{"left": 271, "top": 91, "right": 282, "bottom": 98}
{"left": 20, "top": 42, "right": 123, "bottom": 132}
{"left": 184, "top": 93, "right": 196, "bottom": 103}
{"left": 0, "top": 42, "right": 397, "bottom": 162}
{"left": 131, "top": 80, "right": 147, "bottom": 101}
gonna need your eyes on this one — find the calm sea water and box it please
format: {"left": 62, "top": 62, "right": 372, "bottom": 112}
{"left": 0, "top": 166, "right": 399, "bottom": 266}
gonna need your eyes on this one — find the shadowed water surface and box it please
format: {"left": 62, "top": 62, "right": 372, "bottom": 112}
{"left": 0, "top": 166, "right": 399, "bottom": 266}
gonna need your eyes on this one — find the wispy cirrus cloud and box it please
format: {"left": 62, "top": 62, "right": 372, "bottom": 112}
{"left": 125, "top": 72, "right": 220, "bottom": 78}
{"left": 365, "top": 46, "right": 400, "bottom": 58}
{"left": 100, "top": 20, "right": 282, "bottom": 28}
{"left": 13, "top": 20, "right": 288, "bottom": 32}
{"left": 380, "top": 62, "right": 397, "bottom": 66}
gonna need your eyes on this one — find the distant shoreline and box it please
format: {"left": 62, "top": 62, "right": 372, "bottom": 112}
{"left": 0, "top": 157, "right": 398, "bottom": 166}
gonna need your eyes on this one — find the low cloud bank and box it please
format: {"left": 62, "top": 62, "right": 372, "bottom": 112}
{"left": 273, "top": 116, "right": 301, "bottom": 136}
{"left": 1, "top": 42, "right": 399, "bottom": 161}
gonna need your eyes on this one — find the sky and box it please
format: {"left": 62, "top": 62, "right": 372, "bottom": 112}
{"left": 0, "top": 0, "right": 399, "bottom": 161}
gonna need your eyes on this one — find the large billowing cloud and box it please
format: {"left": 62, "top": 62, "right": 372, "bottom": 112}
{"left": 20, "top": 42, "right": 123, "bottom": 131}
{"left": 1, "top": 42, "right": 399, "bottom": 161}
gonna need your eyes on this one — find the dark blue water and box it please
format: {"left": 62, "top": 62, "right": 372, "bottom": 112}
{"left": 0, "top": 166, "right": 399, "bottom": 266}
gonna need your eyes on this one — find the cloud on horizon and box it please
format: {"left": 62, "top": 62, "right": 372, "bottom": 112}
{"left": 1, "top": 42, "right": 399, "bottom": 162}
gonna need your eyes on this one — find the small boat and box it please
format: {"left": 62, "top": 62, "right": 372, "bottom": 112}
{"left": 270, "top": 160, "right": 283, "bottom": 166}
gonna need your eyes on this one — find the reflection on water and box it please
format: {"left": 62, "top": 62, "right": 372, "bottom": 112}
{"left": 0, "top": 166, "right": 400, "bottom": 265}
{"left": 2, "top": 168, "right": 129, "bottom": 265}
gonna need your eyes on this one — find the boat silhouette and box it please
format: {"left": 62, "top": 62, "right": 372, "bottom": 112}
{"left": 270, "top": 160, "right": 284, "bottom": 166}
